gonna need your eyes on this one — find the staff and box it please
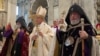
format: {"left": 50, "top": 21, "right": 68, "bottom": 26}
{"left": 81, "top": 18, "right": 85, "bottom": 56}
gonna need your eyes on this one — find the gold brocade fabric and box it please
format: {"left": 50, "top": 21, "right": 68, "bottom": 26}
{"left": 54, "top": 40, "right": 60, "bottom": 56}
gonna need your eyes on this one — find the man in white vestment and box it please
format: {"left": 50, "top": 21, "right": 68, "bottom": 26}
{"left": 29, "top": 6, "right": 55, "bottom": 56}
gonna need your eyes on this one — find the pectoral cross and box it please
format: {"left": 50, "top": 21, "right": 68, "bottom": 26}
{"left": 33, "top": 25, "right": 39, "bottom": 46}
{"left": 36, "top": 25, "right": 39, "bottom": 35}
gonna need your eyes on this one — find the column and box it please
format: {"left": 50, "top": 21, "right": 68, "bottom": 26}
{"left": 7, "top": 0, "right": 17, "bottom": 29}
{"left": 48, "top": 0, "right": 54, "bottom": 25}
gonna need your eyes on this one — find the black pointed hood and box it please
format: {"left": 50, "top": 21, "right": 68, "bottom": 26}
{"left": 65, "top": 4, "right": 91, "bottom": 25}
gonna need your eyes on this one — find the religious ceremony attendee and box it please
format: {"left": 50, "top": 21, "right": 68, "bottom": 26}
{"left": 57, "top": 4, "right": 99, "bottom": 56}
{"left": 11, "top": 16, "right": 29, "bottom": 56}
{"left": 28, "top": 22, "right": 34, "bottom": 34}
{"left": 0, "top": 23, "right": 13, "bottom": 56}
{"left": 29, "top": 6, "right": 55, "bottom": 56}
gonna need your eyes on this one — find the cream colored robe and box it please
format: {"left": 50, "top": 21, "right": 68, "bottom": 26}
{"left": 91, "top": 37, "right": 100, "bottom": 56}
{"left": 29, "top": 22, "right": 55, "bottom": 56}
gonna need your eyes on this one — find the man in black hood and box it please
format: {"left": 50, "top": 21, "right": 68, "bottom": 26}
{"left": 57, "top": 4, "right": 97, "bottom": 56}
{"left": 28, "top": 22, "right": 34, "bottom": 34}
{"left": 16, "top": 16, "right": 27, "bottom": 30}
{"left": 11, "top": 16, "right": 29, "bottom": 56}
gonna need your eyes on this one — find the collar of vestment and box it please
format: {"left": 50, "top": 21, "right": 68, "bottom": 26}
{"left": 37, "top": 22, "right": 45, "bottom": 28}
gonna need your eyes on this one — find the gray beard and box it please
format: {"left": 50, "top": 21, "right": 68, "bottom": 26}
{"left": 70, "top": 19, "right": 80, "bottom": 25}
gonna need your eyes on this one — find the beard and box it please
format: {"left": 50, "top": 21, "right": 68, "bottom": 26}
{"left": 70, "top": 18, "right": 80, "bottom": 25}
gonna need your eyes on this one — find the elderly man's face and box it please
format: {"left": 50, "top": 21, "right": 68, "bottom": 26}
{"left": 53, "top": 20, "right": 58, "bottom": 26}
{"left": 70, "top": 12, "right": 80, "bottom": 25}
{"left": 35, "top": 16, "right": 43, "bottom": 25}
{"left": 16, "top": 22, "right": 21, "bottom": 28}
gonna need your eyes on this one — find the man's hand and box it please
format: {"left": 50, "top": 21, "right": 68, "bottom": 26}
{"left": 38, "top": 32, "right": 43, "bottom": 37}
{"left": 79, "top": 30, "right": 88, "bottom": 39}
{"left": 17, "top": 28, "right": 20, "bottom": 33}
{"left": 32, "top": 35, "right": 38, "bottom": 40}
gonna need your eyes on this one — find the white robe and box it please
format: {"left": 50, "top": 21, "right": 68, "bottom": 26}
{"left": 29, "top": 22, "right": 55, "bottom": 56}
